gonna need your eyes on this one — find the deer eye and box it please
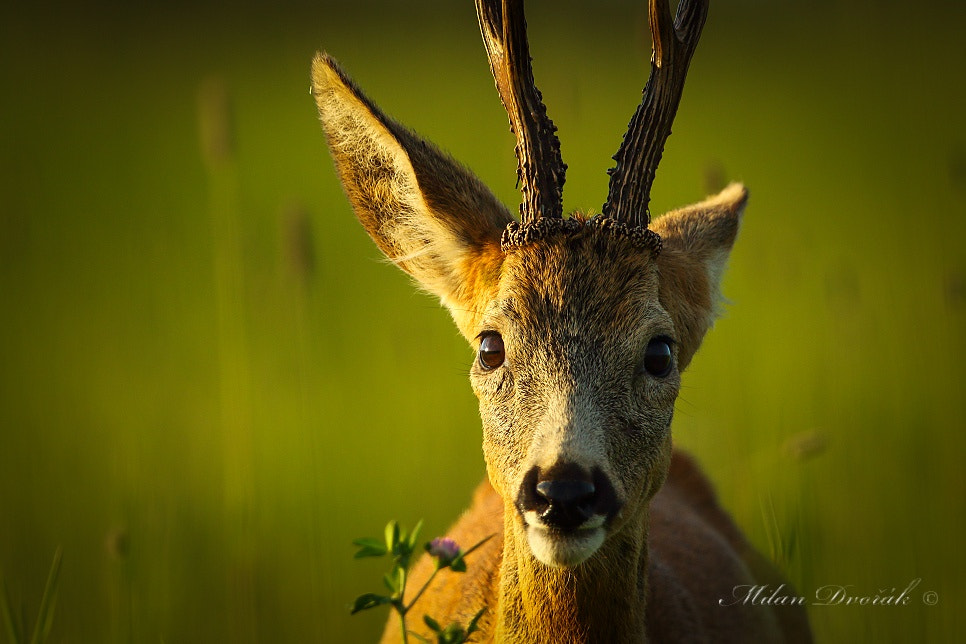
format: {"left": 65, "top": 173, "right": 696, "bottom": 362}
{"left": 640, "top": 337, "right": 674, "bottom": 378}
{"left": 478, "top": 333, "right": 505, "bottom": 370}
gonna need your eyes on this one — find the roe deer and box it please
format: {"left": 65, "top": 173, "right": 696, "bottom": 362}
{"left": 312, "top": 0, "right": 812, "bottom": 641}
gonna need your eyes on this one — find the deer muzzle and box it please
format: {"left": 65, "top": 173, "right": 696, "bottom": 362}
{"left": 516, "top": 462, "right": 622, "bottom": 568}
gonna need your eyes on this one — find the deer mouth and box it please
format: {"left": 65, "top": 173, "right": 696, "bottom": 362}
{"left": 523, "top": 517, "right": 607, "bottom": 568}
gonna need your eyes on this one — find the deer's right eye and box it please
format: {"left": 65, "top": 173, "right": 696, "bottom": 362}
{"left": 640, "top": 336, "right": 674, "bottom": 378}
{"left": 478, "top": 333, "right": 505, "bottom": 370}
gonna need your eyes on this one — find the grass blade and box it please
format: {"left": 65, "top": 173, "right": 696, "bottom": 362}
{"left": 28, "top": 548, "right": 62, "bottom": 644}
{"left": 1, "top": 575, "right": 24, "bottom": 644}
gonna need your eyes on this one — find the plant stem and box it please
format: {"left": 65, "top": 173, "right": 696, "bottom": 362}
{"left": 405, "top": 568, "right": 440, "bottom": 615}
{"left": 396, "top": 566, "right": 442, "bottom": 643}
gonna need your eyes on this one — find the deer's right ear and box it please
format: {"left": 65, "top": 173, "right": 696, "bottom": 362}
{"left": 311, "top": 53, "right": 510, "bottom": 334}
{"left": 650, "top": 183, "right": 748, "bottom": 371}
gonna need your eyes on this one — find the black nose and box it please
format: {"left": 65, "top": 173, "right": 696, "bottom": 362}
{"left": 518, "top": 463, "right": 606, "bottom": 532}
{"left": 536, "top": 479, "right": 596, "bottom": 508}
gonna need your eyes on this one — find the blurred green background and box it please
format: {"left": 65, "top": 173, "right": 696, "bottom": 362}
{"left": 1, "top": 0, "right": 964, "bottom": 641}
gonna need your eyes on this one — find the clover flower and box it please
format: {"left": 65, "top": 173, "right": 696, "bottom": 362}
{"left": 428, "top": 537, "right": 461, "bottom": 566}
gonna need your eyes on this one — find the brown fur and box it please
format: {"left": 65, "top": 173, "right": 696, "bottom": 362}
{"left": 311, "top": 50, "right": 811, "bottom": 643}
{"left": 385, "top": 452, "right": 812, "bottom": 643}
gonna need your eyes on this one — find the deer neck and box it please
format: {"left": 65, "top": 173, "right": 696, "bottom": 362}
{"left": 493, "top": 507, "right": 650, "bottom": 643}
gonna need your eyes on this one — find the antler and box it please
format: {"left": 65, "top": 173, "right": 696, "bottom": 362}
{"left": 603, "top": 0, "right": 709, "bottom": 228}
{"left": 476, "top": 0, "right": 566, "bottom": 224}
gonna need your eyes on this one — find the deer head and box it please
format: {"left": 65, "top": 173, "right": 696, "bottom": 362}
{"left": 311, "top": 0, "right": 744, "bottom": 575}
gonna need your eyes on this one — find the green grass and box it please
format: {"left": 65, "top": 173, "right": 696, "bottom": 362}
{"left": 1, "top": 1, "right": 964, "bottom": 642}
{"left": 1, "top": 548, "right": 61, "bottom": 644}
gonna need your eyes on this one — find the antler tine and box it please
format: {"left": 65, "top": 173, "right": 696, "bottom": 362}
{"left": 603, "top": 0, "right": 709, "bottom": 228}
{"left": 476, "top": 0, "right": 566, "bottom": 224}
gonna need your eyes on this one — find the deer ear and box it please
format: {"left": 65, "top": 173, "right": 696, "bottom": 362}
{"left": 650, "top": 183, "right": 748, "bottom": 371}
{"left": 311, "top": 53, "right": 511, "bottom": 335}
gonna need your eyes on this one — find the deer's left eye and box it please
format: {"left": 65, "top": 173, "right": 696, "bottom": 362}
{"left": 478, "top": 333, "right": 505, "bottom": 370}
{"left": 639, "top": 337, "right": 674, "bottom": 378}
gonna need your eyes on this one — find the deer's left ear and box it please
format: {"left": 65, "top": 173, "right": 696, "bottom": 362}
{"left": 311, "top": 53, "right": 511, "bottom": 338}
{"left": 650, "top": 183, "right": 747, "bottom": 370}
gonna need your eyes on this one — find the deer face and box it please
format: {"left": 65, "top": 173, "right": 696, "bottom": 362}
{"left": 470, "top": 233, "right": 678, "bottom": 567}
{"left": 312, "top": 42, "right": 745, "bottom": 570}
